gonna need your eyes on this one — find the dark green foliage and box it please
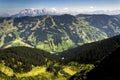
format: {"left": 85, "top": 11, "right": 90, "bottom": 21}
{"left": 52, "top": 14, "right": 78, "bottom": 25}
{"left": 68, "top": 36, "right": 120, "bottom": 80}
{"left": 69, "top": 72, "right": 85, "bottom": 80}
{"left": 86, "top": 47, "right": 120, "bottom": 80}
{"left": 60, "top": 35, "right": 120, "bottom": 64}
{"left": 0, "top": 46, "right": 59, "bottom": 73}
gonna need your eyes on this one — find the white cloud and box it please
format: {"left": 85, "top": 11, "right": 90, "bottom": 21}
{"left": 64, "top": 8, "right": 69, "bottom": 10}
{"left": 30, "top": 8, "right": 35, "bottom": 10}
{"left": 63, "top": 8, "right": 69, "bottom": 12}
{"left": 51, "top": 8, "right": 57, "bottom": 11}
{"left": 90, "top": 6, "right": 94, "bottom": 9}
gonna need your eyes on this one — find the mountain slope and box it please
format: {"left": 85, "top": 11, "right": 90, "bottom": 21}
{"left": 66, "top": 35, "right": 120, "bottom": 80}
{"left": 0, "top": 14, "right": 107, "bottom": 52}
{"left": 86, "top": 47, "right": 120, "bottom": 80}
{"left": 77, "top": 14, "right": 120, "bottom": 37}
{"left": 68, "top": 47, "right": 120, "bottom": 80}
{"left": 60, "top": 34, "right": 120, "bottom": 64}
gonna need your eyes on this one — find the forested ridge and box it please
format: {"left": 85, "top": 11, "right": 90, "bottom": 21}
{"left": 70, "top": 47, "right": 120, "bottom": 80}
{"left": 59, "top": 34, "right": 120, "bottom": 64}
{"left": 86, "top": 47, "right": 120, "bottom": 80}
{"left": 0, "top": 46, "right": 59, "bottom": 73}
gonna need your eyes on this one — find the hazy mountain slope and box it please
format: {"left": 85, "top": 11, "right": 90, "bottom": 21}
{"left": 77, "top": 14, "right": 120, "bottom": 37}
{"left": 0, "top": 14, "right": 107, "bottom": 52}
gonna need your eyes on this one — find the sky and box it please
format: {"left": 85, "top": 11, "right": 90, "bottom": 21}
{"left": 0, "top": 0, "right": 120, "bottom": 15}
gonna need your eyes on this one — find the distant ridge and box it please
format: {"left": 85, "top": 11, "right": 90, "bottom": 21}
{"left": 1, "top": 9, "right": 120, "bottom": 17}
{"left": 12, "top": 8, "right": 58, "bottom": 17}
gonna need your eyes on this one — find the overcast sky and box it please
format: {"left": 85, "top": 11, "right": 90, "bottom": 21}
{"left": 0, "top": 0, "right": 120, "bottom": 14}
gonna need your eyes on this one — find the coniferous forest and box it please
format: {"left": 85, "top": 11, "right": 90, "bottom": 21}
{"left": 0, "top": 34, "right": 120, "bottom": 80}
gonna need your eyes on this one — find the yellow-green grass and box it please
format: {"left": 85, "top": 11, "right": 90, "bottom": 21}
{"left": 55, "top": 77, "right": 66, "bottom": 80}
{"left": 16, "top": 66, "right": 46, "bottom": 78}
{"left": 0, "top": 63, "right": 14, "bottom": 77}
{"left": 0, "top": 63, "right": 46, "bottom": 78}
{"left": 63, "top": 66, "right": 77, "bottom": 75}
{"left": 63, "top": 64, "right": 94, "bottom": 76}
{"left": 4, "top": 39, "right": 33, "bottom": 48}
{"left": 0, "top": 62, "right": 94, "bottom": 80}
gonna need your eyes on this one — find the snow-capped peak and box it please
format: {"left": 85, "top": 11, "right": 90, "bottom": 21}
{"left": 13, "top": 8, "right": 57, "bottom": 17}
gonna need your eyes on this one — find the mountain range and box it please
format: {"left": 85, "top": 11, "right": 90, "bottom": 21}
{"left": 0, "top": 9, "right": 120, "bottom": 17}
{"left": 0, "top": 13, "right": 120, "bottom": 52}
{"left": 12, "top": 8, "right": 58, "bottom": 17}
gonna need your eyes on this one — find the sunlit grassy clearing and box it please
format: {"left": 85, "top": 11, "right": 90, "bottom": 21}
{"left": 63, "top": 64, "right": 94, "bottom": 76}
{"left": 0, "top": 63, "right": 47, "bottom": 78}
{"left": 0, "top": 64, "right": 14, "bottom": 77}
{"left": 4, "top": 39, "right": 33, "bottom": 48}
{"left": 63, "top": 67, "right": 77, "bottom": 75}
{"left": 16, "top": 66, "right": 46, "bottom": 78}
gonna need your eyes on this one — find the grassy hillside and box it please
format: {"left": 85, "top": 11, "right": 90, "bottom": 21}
{"left": 1, "top": 14, "right": 120, "bottom": 52}
{"left": 0, "top": 14, "right": 108, "bottom": 52}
